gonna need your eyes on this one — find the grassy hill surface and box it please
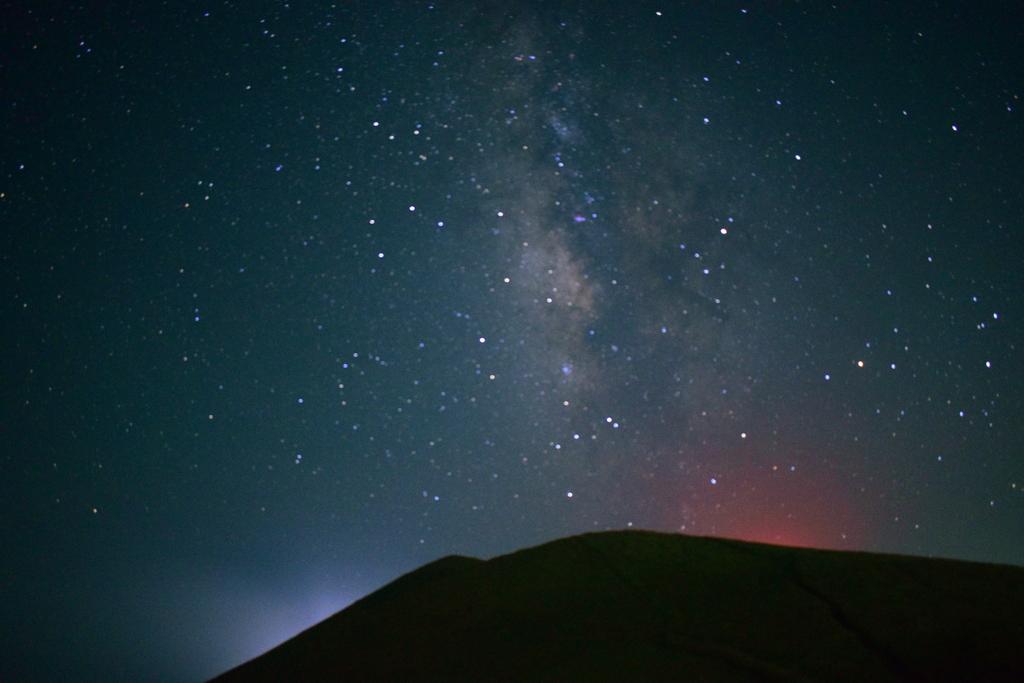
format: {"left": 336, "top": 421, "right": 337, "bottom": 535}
{"left": 211, "top": 530, "right": 1024, "bottom": 681}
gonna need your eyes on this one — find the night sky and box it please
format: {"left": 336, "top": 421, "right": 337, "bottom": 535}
{"left": 3, "top": 2, "right": 1023, "bottom": 681}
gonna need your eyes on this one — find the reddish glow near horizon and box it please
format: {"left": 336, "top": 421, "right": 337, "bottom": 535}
{"left": 716, "top": 476, "right": 864, "bottom": 550}
{"left": 652, "top": 444, "right": 869, "bottom": 552}
{"left": 716, "top": 514, "right": 844, "bottom": 549}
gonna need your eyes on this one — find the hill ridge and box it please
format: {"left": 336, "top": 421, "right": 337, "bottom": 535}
{"left": 212, "top": 530, "right": 1024, "bottom": 682}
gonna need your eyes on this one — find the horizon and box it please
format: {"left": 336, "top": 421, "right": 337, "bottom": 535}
{"left": 211, "top": 527, "right": 1024, "bottom": 682}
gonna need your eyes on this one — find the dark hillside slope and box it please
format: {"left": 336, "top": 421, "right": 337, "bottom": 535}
{"left": 212, "top": 530, "right": 1024, "bottom": 681}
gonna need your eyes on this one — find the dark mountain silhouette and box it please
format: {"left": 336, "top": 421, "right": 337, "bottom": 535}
{"left": 211, "top": 530, "right": 1024, "bottom": 681}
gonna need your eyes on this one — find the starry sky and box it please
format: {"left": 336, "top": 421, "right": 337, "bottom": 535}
{"left": 3, "top": 2, "right": 1022, "bottom": 681}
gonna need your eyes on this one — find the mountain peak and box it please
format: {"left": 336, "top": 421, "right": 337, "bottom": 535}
{"left": 213, "top": 530, "right": 1024, "bottom": 681}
